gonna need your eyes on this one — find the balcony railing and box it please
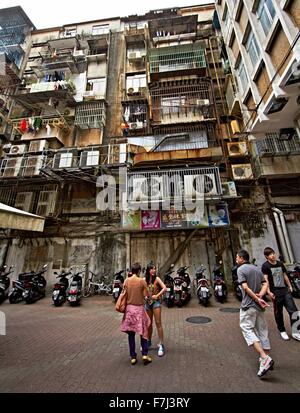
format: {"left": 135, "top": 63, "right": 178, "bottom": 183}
{"left": 149, "top": 44, "right": 206, "bottom": 75}
{"left": 254, "top": 132, "right": 300, "bottom": 156}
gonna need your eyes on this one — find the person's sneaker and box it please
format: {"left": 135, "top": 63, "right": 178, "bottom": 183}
{"left": 257, "top": 356, "right": 274, "bottom": 378}
{"left": 142, "top": 355, "right": 152, "bottom": 365}
{"left": 259, "top": 357, "right": 274, "bottom": 371}
{"left": 280, "top": 331, "right": 290, "bottom": 340}
{"left": 157, "top": 344, "right": 165, "bottom": 357}
{"left": 292, "top": 333, "right": 300, "bottom": 342}
{"left": 131, "top": 358, "right": 137, "bottom": 366}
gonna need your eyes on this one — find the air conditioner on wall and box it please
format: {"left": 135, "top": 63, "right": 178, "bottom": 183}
{"left": 128, "top": 51, "right": 142, "bottom": 60}
{"left": 2, "top": 157, "right": 22, "bottom": 177}
{"left": 29, "top": 140, "right": 49, "bottom": 153}
{"left": 80, "top": 150, "right": 100, "bottom": 167}
{"left": 22, "top": 156, "right": 43, "bottom": 177}
{"left": 231, "top": 164, "right": 253, "bottom": 180}
{"left": 127, "top": 87, "right": 140, "bottom": 95}
{"left": 9, "top": 145, "right": 27, "bottom": 155}
{"left": 131, "top": 176, "right": 163, "bottom": 201}
{"left": 221, "top": 181, "right": 237, "bottom": 197}
{"left": 14, "top": 192, "right": 34, "bottom": 212}
{"left": 184, "top": 174, "right": 218, "bottom": 198}
{"left": 227, "top": 142, "right": 248, "bottom": 157}
{"left": 36, "top": 191, "right": 57, "bottom": 217}
{"left": 196, "top": 99, "right": 210, "bottom": 106}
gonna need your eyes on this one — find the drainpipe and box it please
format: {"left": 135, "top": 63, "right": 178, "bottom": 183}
{"left": 272, "top": 209, "right": 290, "bottom": 263}
{"left": 272, "top": 207, "right": 295, "bottom": 264}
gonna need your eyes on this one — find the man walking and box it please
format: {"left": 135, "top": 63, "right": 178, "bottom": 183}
{"left": 237, "top": 250, "right": 274, "bottom": 378}
{"left": 262, "top": 247, "right": 300, "bottom": 342}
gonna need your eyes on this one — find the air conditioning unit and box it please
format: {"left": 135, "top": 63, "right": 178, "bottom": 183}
{"left": 231, "top": 164, "right": 254, "bottom": 180}
{"left": 22, "top": 156, "right": 44, "bottom": 177}
{"left": 29, "top": 140, "right": 49, "bottom": 153}
{"left": 36, "top": 191, "right": 57, "bottom": 217}
{"left": 108, "top": 144, "right": 127, "bottom": 164}
{"left": 196, "top": 99, "right": 210, "bottom": 106}
{"left": 230, "top": 120, "right": 240, "bottom": 135}
{"left": 127, "top": 87, "right": 140, "bottom": 95}
{"left": 2, "top": 157, "right": 22, "bottom": 177}
{"left": 131, "top": 176, "right": 163, "bottom": 201}
{"left": 227, "top": 142, "right": 248, "bottom": 157}
{"left": 53, "top": 151, "right": 77, "bottom": 169}
{"left": 184, "top": 174, "right": 218, "bottom": 198}
{"left": 14, "top": 192, "right": 34, "bottom": 212}
{"left": 73, "top": 50, "right": 84, "bottom": 57}
{"left": 128, "top": 51, "right": 142, "bottom": 60}
{"left": 9, "top": 145, "right": 27, "bottom": 155}
{"left": 80, "top": 150, "right": 100, "bottom": 167}
{"left": 221, "top": 181, "right": 237, "bottom": 197}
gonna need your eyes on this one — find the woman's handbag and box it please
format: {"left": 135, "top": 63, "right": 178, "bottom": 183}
{"left": 115, "top": 286, "right": 127, "bottom": 313}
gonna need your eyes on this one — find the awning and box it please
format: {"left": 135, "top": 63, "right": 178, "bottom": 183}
{"left": 0, "top": 203, "right": 45, "bottom": 232}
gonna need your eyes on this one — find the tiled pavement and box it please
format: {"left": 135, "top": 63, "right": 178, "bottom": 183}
{"left": 0, "top": 293, "right": 300, "bottom": 393}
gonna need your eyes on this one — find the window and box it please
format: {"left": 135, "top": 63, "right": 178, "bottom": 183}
{"left": 222, "top": 4, "right": 230, "bottom": 28}
{"left": 64, "top": 28, "right": 76, "bottom": 37}
{"left": 257, "top": 0, "right": 276, "bottom": 35}
{"left": 92, "top": 25, "right": 109, "bottom": 35}
{"left": 162, "top": 97, "right": 186, "bottom": 115}
{"left": 245, "top": 30, "right": 260, "bottom": 67}
{"left": 236, "top": 57, "right": 249, "bottom": 94}
{"left": 126, "top": 74, "right": 147, "bottom": 91}
{"left": 86, "top": 78, "right": 106, "bottom": 96}
{"left": 86, "top": 151, "right": 99, "bottom": 166}
{"left": 59, "top": 153, "right": 73, "bottom": 168}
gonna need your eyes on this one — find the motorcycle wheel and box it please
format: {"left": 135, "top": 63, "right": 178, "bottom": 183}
{"left": 9, "top": 293, "right": 19, "bottom": 304}
{"left": 203, "top": 298, "right": 208, "bottom": 307}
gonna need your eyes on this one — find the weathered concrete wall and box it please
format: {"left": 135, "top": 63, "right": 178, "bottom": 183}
{"left": 287, "top": 221, "right": 300, "bottom": 264}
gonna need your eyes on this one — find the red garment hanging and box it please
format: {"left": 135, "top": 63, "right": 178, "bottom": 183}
{"left": 20, "top": 119, "right": 27, "bottom": 133}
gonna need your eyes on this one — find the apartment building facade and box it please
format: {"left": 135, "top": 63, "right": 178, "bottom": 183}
{"left": 2, "top": 2, "right": 296, "bottom": 286}
{"left": 215, "top": 0, "right": 300, "bottom": 264}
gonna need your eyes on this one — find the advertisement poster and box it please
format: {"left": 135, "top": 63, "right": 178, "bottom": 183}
{"left": 122, "top": 210, "right": 141, "bottom": 230}
{"left": 161, "top": 210, "right": 186, "bottom": 229}
{"left": 141, "top": 210, "right": 161, "bottom": 230}
{"left": 208, "top": 203, "right": 229, "bottom": 227}
{"left": 186, "top": 206, "right": 209, "bottom": 228}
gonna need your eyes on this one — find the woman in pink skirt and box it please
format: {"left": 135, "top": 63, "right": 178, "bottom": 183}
{"left": 121, "top": 263, "right": 152, "bottom": 365}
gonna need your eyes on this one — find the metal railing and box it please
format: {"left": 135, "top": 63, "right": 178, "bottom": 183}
{"left": 254, "top": 132, "right": 300, "bottom": 156}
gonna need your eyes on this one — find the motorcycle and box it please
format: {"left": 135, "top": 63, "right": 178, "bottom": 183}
{"left": 173, "top": 266, "right": 191, "bottom": 308}
{"left": 9, "top": 270, "right": 35, "bottom": 304}
{"left": 52, "top": 270, "right": 72, "bottom": 307}
{"left": 232, "top": 265, "right": 243, "bottom": 302}
{"left": 112, "top": 270, "right": 125, "bottom": 303}
{"left": 67, "top": 272, "right": 83, "bottom": 306}
{"left": 0, "top": 266, "right": 13, "bottom": 304}
{"left": 22, "top": 265, "right": 47, "bottom": 304}
{"left": 213, "top": 265, "right": 228, "bottom": 304}
{"left": 195, "top": 265, "right": 211, "bottom": 307}
{"left": 287, "top": 263, "right": 300, "bottom": 298}
{"left": 163, "top": 264, "right": 175, "bottom": 308}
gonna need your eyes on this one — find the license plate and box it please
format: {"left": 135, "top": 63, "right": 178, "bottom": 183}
{"left": 218, "top": 291, "right": 223, "bottom": 296}
{"left": 201, "top": 287, "right": 207, "bottom": 292}
{"left": 113, "top": 288, "right": 119, "bottom": 293}
{"left": 69, "top": 296, "right": 77, "bottom": 302}
{"left": 174, "top": 286, "right": 181, "bottom": 291}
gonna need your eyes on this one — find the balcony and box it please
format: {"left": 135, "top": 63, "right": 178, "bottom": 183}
{"left": 74, "top": 101, "right": 106, "bottom": 130}
{"left": 254, "top": 132, "right": 300, "bottom": 157}
{"left": 0, "top": 52, "right": 21, "bottom": 87}
{"left": 150, "top": 79, "right": 216, "bottom": 126}
{"left": 224, "top": 74, "right": 241, "bottom": 117}
{"left": 149, "top": 44, "right": 206, "bottom": 80}
{"left": 32, "top": 51, "right": 87, "bottom": 77}
{"left": 148, "top": 15, "right": 198, "bottom": 43}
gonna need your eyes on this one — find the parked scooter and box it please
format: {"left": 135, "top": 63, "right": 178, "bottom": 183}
{"left": 287, "top": 263, "right": 300, "bottom": 298}
{"left": 9, "top": 270, "right": 35, "bottom": 304}
{"left": 52, "top": 270, "right": 72, "bottom": 307}
{"left": 195, "top": 265, "right": 211, "bottom": 307}
{"left": 163, "top": 264, "right": 175, "bottom": 308}
{"left": 232, "top": 265, "right": 243, "bottom": 302}
{"left": 212, "top": 265, "right": 227, "bottom": 304}
{"left": 22, "top": 265, "right": 47, "bottom": 304}
{"left": 67, "top": 271, "right": 83, "bottom": 306}
{"left": 173, "top": 266, "right": 191, "bottom": 308}
{"left": 112, "top": 270, "right": 125, "bottom": 303}
{"left": 0, "top": 266, "right": 13, "bottom": 304}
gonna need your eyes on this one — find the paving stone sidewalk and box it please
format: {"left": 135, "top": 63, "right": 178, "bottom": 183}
{"left": 0, "top": 294, "right": 300, "bottom": 393}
